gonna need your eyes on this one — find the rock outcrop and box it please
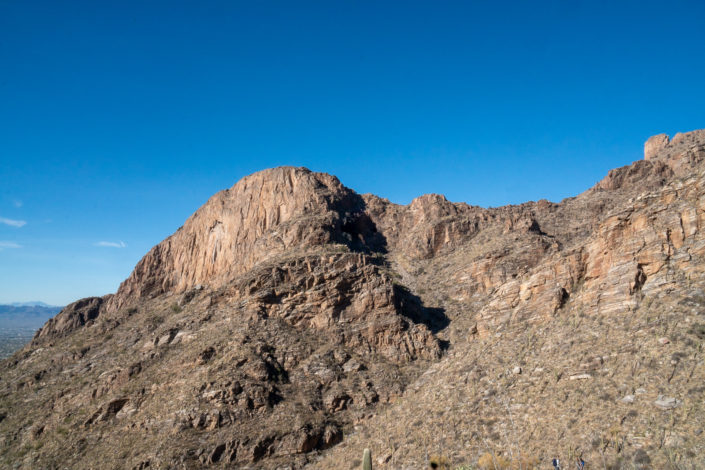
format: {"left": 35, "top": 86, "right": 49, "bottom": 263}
{"left": 34, "top": 296, "right": 109, "bottom": 340}
{"left": 644, "top": 133, "right": 669, "bottom": 160}
{"left": 3, "top": 129, "right": 705, "bottom": 469}
{"left": 643, "top": 129, "right": 705, "bottom": 176}
{"left": 108, "top": 167, "right": 383, "bottom": 312}
{"left": 228, "top": 252, "right": 442, "bottom": 362}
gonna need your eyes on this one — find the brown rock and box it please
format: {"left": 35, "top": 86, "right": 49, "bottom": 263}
{"left": 644, "top": 133, "right": 670, "bottom": 160}
{"left": 7, "top": 129, "right": 705, "bottom": 470}
{"left": 107, "top": 167, "right": 382, "bottom": 311}
{"left": 34, "top": 296, "right": 109, "bottom": 341}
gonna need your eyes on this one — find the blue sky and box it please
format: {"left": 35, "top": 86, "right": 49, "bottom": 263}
{"left": 1, "top": 1, "right": 704, "bottom": 305}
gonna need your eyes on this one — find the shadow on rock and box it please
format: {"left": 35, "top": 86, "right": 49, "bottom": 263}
{"left": 393, "top": 284, "right": 450, "bottom": 335}
{"left": 333, "top": 192, "right": 388, "bottom": 255}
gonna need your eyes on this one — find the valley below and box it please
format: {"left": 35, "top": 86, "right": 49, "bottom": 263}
{"left": 0, "top": 305, "right": 61, "bottom": 359}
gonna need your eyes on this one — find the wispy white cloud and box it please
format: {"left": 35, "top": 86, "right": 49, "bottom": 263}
{"left": 94, "top": 240, "right": 127, "bottom": 248}
{"left": 0, "top": 217, "right": 26, "bottom": 228}
{"left": 0, "top": 241, "right": 22, "bottom": 250}
{"left": 12, "top": 199, "right": 23, "bottom": 208}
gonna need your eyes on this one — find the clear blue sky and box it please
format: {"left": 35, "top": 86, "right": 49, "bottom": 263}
{"left": 1, "top": 1, "right": 704, "bottom": 305}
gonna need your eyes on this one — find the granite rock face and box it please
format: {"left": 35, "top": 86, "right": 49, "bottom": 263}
{"left": 644, "top": 133, "right": 670, "bottom": 160}
{"left": 644, "top": 129, "right": 705, "bottom": 176}
{"left": 107, "top": 167, "right": 384, "bottom": 312}
{"left": 5, "top": 130, "right": 705, "bottom": 469}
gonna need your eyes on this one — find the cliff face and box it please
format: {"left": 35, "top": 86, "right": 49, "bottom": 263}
{"left": 108, "top": 167, "right": 383, "bottom": 312}
{"left": 3, "top": 130, "right": 705, "bottom": 469}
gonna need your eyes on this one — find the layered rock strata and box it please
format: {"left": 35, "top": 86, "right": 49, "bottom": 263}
{"left": 2, "top": 129, "right": 705, "bottom": 469}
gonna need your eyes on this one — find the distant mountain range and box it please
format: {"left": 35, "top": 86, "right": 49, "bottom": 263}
{"left": 0, "top": 303, "right": 63, "bottom": 329}
{"left": 7, "top": 301, "right": 61, "bottom": 308}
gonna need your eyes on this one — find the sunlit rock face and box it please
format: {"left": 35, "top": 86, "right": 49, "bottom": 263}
{"left": 6, "top": 130, "right": 705, "bottom": 469}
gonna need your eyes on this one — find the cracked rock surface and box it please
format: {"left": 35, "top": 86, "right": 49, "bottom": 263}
{"left": 2, "top": 130, "right": 705, "bottom": 469}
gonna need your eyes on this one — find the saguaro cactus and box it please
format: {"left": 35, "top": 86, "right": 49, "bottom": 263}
{"left": 362, "top": 448, "right": 372, "bottom": 470}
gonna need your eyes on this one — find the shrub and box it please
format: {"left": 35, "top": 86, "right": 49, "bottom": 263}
{"left": 632, "top": 449, "right": 650, "bottom": 466}
{"left": 477, "top": 453, "right": 510, "bottom": 470}
{"left": 146, "top": 313, "right": 164, "bottom": 330}
{"left": 476, "top": 452, "right": 538, "bottom": 470}
{"left": 512, "top": 455, "right": 539, "bottom": 469}
{"left": 429, "top": 454, "right": 451, "bottom": 469}
{"left": 688, "top": 322, "right": 705, "bottom": 339}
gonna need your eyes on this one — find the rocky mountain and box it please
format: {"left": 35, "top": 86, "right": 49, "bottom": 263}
{"left": 1, "top": 130, "right": 704, "bottom": 469}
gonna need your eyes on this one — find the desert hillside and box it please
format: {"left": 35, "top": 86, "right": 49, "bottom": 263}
{"left": 1, "top": 130, "right": 704, "bottom": 469}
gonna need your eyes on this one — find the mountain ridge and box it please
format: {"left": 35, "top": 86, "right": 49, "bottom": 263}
{"left": 6, "top": 302, "right": 62, "bottom": 308}
{"left": 0, "top": 304, "right": 63, "bottom": 329}
{"left": 2, "top": 129, "right": 705, "bottom": 469}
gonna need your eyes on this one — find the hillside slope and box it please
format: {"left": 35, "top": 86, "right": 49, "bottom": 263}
{"left": 1, "top": 130, "right": 704, "bottom": 469}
